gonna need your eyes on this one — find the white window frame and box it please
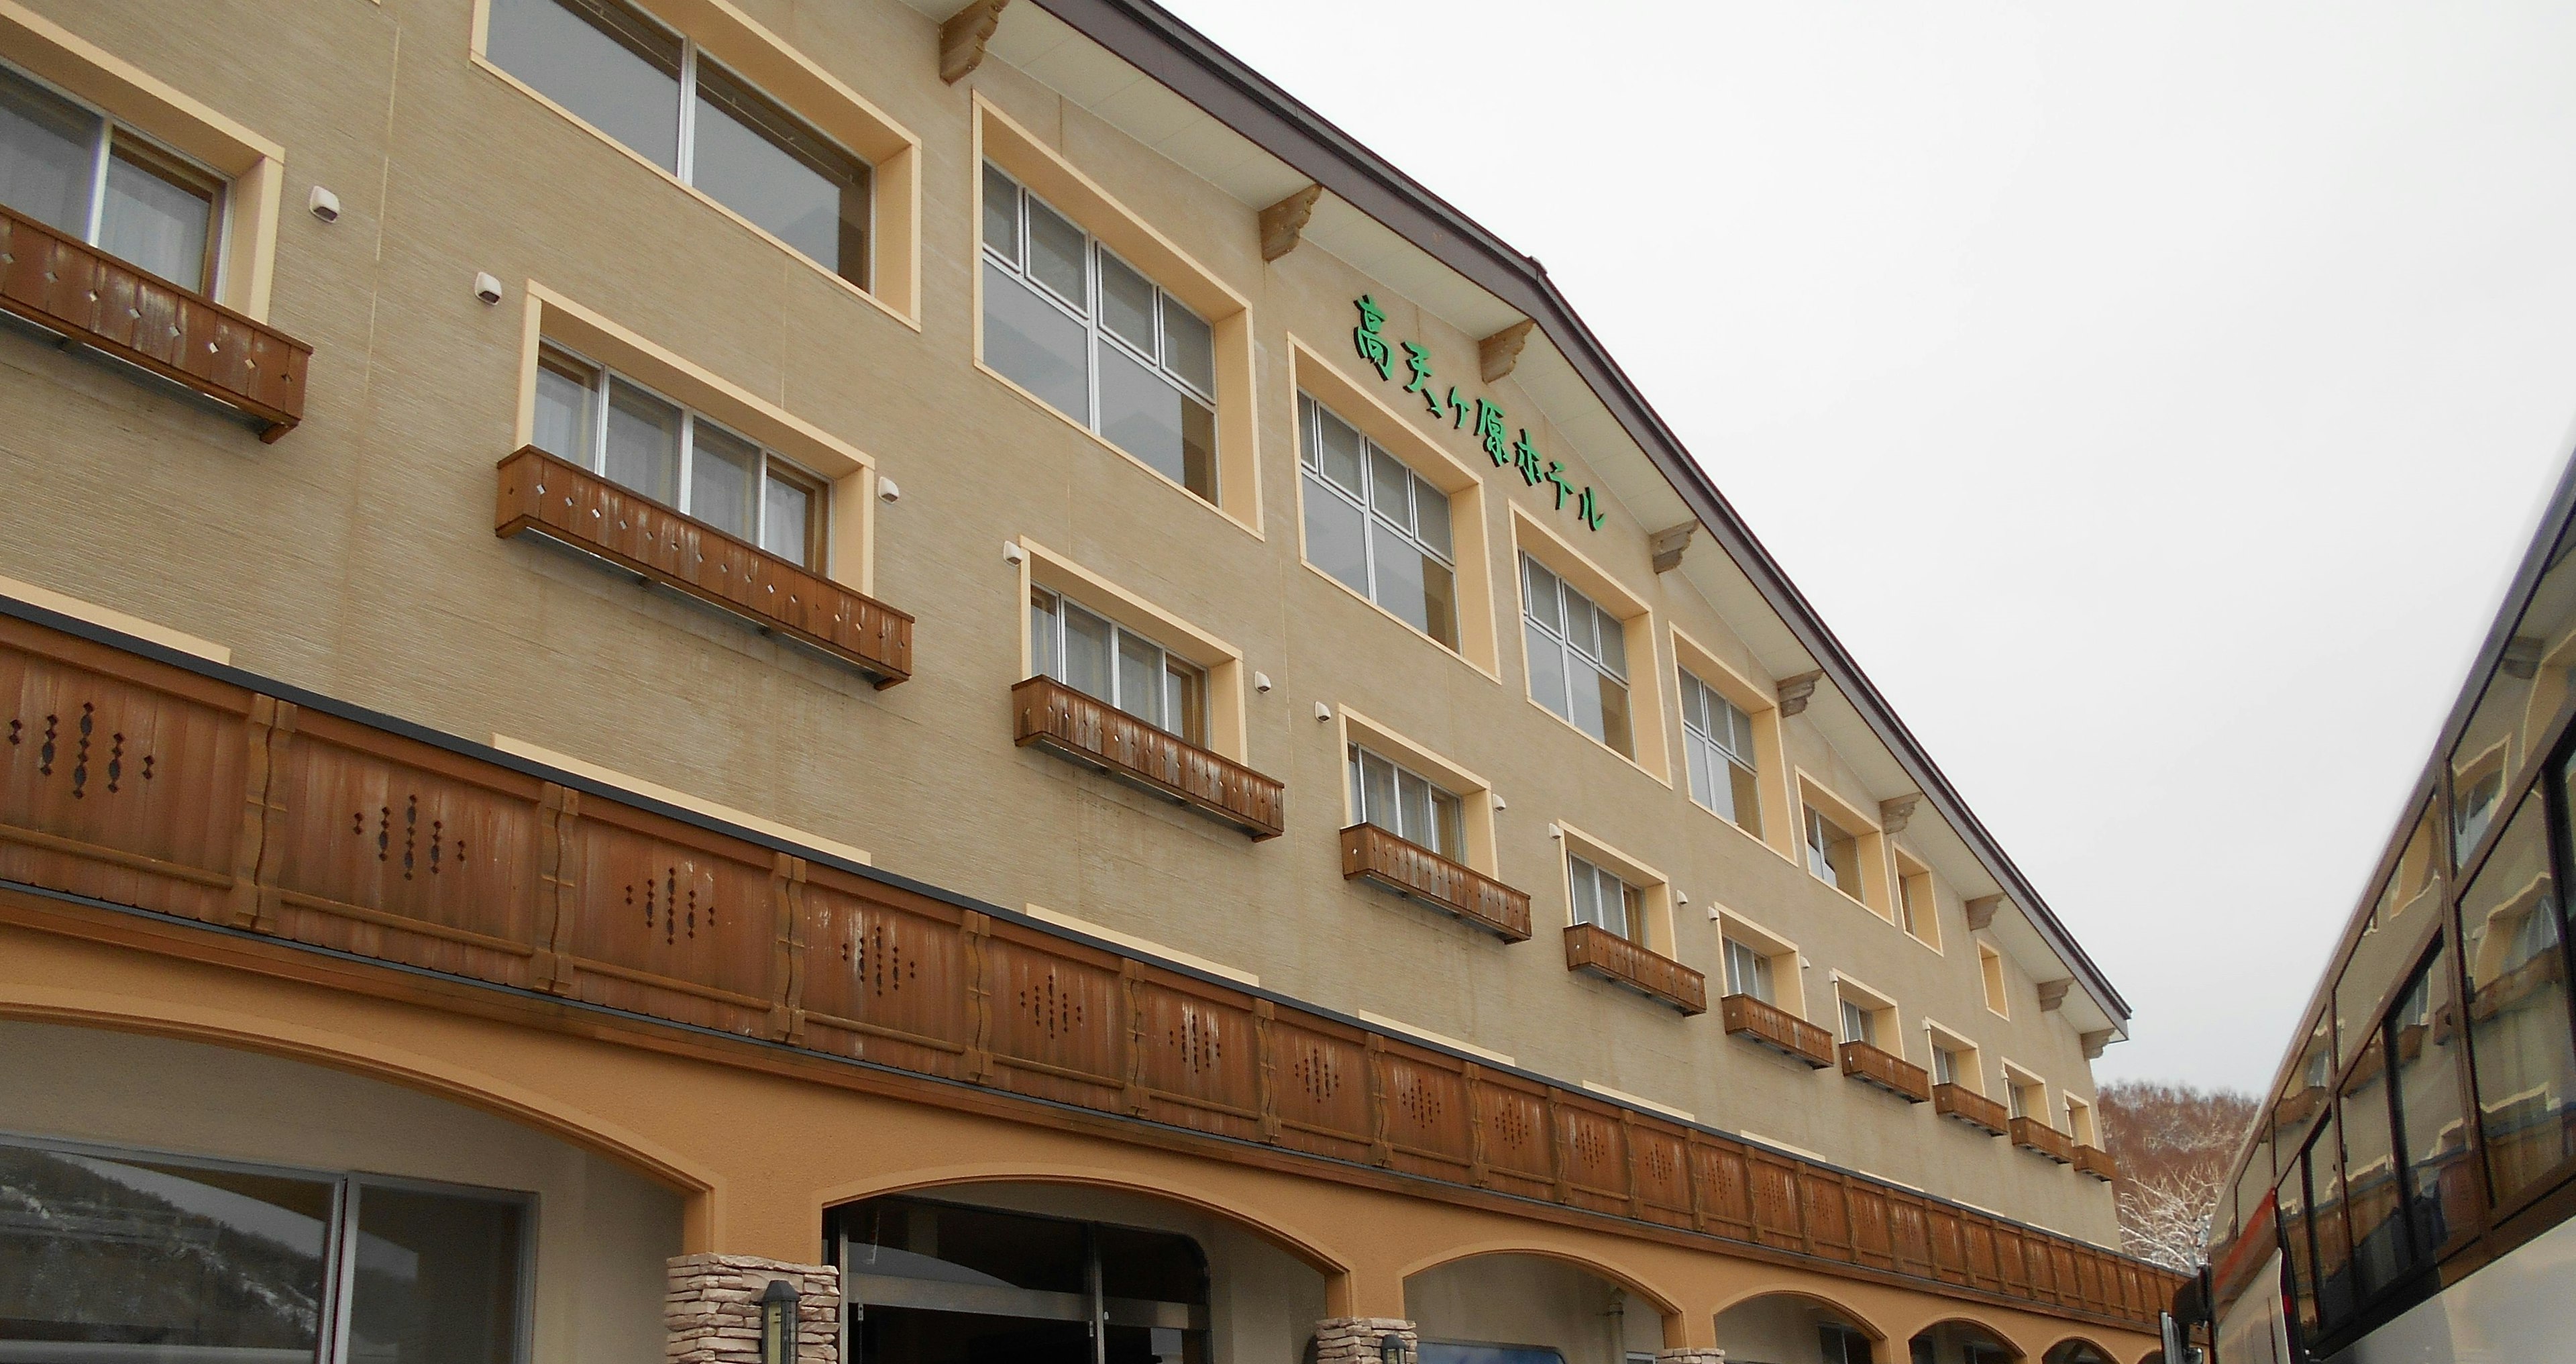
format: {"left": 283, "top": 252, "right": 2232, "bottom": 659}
{"left": 980, "top": 162, "right": 1217, "bottom": 495}
{"left": 1299, "top": 390, "right": 1457, "bottom": 646}
{"left": 1520, "top": 552, "right": 1631, "bottom": 751}
{"left": 1567, "top": 853, "right": 1644, "bottom": 942}
{"left": 1678, "top": 668, "right": 1760, "bottom": 826}
{"left": 1346, "top": 741, "right": 1465, "bottom": 861}
{"left": 534, "top": 342, "right": 827, "bottom": 567}
{"left": 1723, "top": 937, "right": 1774, "bottom": 1004}
{"left": 1028, "top": 586, "right": 1207, "bottom": 745}
{"left": 0, "top": 58, "right": 229, "bottom": 295}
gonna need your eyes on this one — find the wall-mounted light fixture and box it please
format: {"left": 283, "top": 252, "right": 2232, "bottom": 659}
{"left": 472, "top": 271, "right": 504, "bottom": 305}
{"left": 1002, "top": 541, "right": 1026, "bottom": 566}
{"left": 307, "top": 185, "right": 341, "bottom": 223}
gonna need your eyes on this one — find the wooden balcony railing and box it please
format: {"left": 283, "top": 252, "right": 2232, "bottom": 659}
{"left": 2076, "top": 1145, "right": 2118, "bottom": 1183}
{"left": 1935, "top": 1083, "right": 2010, "bottom": 1136}
{"left": 1720, "top": 992, "right": 1835, "bottom": 1068}
{"left": 495, "top": 447, "right": 912, "bottom": 686}
{"left": 0, "top": 201, "right": 309, "bottom": 439}
{"left": 1840, "top": 1040, "right": 1932, "bottom": 1103}
{"left": 1338, "top": 823, "right": 1529, "bottom": 941}
{"left": 1012, "top": 676, "right": 1283, "bottom": 839}
{"left": 2012, "top": 1116, "right": 2077, "bottom": 1165}
{"left": 1562, "top": 923, "right": 1707, "bottom": 1014}
{"left": 0, "top": 603, "right": 2184, "bottom": 1331}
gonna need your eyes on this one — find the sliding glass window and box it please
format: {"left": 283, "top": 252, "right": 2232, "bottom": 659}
{"left": 486, "top": 0, "right": 871, "bottom": 288}
{"left": 981, "top": 164, "right": 1217, "bottom": 503}
{"left": 1299, "top": 394, "right": 1457, "bottom": 647}
{"left": 532, "top": 343, "right": 828, "bottom": 568}
{"left": 1520, "top": 556, "right": 1629, "bottom": 755}
{"left": 1567, "top": 855, "right": 1644, "bottom": 943}
{"left": 0, "top": 62, "right": 223, "bottom": 293}
{"left": 1346, "top": 743, "right": 1464, "bottom": 861}
{"left": 1678, "top": 670, "right": 1760, "bottom": 834}
{"left": 0, "top": 1136, "right": 529, "bottom": 1364}
{"left": 1028, "top": 587, "right": 1207, "bottom": 746}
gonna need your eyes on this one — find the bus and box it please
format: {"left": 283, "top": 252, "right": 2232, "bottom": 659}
{"left": 2182, "top": 452, "right": 2576, "bottom": 1361}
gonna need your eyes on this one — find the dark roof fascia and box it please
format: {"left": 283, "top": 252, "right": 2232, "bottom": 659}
{"left": 1031, "top": 0, "right": 2131, "bottom": 1023}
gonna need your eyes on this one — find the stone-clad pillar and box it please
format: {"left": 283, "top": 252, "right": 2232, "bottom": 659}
{"left": 667, "top": 1253, "right": 842, "bottom": 1364}
{"left": 1314, "top": 1317, "right": 1418, "bottom": 1364}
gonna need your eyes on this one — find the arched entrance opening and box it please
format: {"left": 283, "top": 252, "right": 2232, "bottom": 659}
{"left": 1404, "top": 1252, "right": 1672, "bottom": 1364}
{"left": 2041, "top": 1341, "right": 2116, "bottom": 1364}
{"left": 0, "top": 1018, "right": 687, "bottom": 1364}
{"left": 1907, "top": 1319, "right": 2023, "bottom": 1364}
{"left": 1712, "top": 1290, "right": 1883, "bottom": 1364}
{"left": 830, "top": 1181, "right": 1332, "bottom": 1364}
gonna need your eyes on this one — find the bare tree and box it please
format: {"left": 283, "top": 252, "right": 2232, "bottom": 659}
{"left": 2098, "top": 1080, "right": 2261, "bottom": 1271}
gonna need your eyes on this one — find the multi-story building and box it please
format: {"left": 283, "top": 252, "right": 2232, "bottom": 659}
{"left": 0, "top": 3, "right": 2174, "bottom": 1363}
{"left": 2196, "top": 452, "right": 2576, "bottom": 1363}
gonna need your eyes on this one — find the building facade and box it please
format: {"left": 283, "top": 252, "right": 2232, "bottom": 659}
{"left": 2198, "top": 451, "right": 2576, "bottom": 1363}
{"left": 0, "top": 3, "right": 2172, "bottom": 1363}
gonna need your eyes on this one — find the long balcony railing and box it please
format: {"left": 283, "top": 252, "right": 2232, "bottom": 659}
{"left": 1934, "top": 1083, "right": 2010, "bottom": 1136}
{"left": 1562, "top": 924, "right": 1707, "bottom": 1014}
{"left": 1839, "top": 1040, "right": 1932, "bottom": 1103}
{"left": 1012, "top": 676, "right": 1284, "bottom": 839}
{"left": 0, "top": 201, "right": 309, "bottom": 439}
{"left": 1339, "top": 823, "right": 1529, "bottom": 940}
{"left": 0, "top": 603, "right": 2183, "bottom": 1330}
{"left": 1720, "top": 992, "right": 1835, "bottom": 1068}
{"left": 2076, "top": 1145, "right": 2118, "bottom": 1183}
{"left": 2012, "top": 1116, "right": 2077, "bottom": 1165}
{"left": 494, "top": 447, "right": 912, "bottom": 686}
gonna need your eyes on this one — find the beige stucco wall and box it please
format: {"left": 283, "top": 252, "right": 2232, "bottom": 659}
{"left": 0, "top": 1020, "right": 682, "bottom": 1364}
{"left": 0, "top": 0, "right": 2116, "bottom": 1243}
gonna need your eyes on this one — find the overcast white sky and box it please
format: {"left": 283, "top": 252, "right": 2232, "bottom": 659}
{"left": 1157, "top": 0, "right": 2576, "bottom": 1092}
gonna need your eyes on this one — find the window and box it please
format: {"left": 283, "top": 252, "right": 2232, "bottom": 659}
{"left": 532, "top": 343, "right": 827, "bottom": 567}
{"left": 0, "top": 1137, "right": 527, "bottom": 1364}
{"left": 1839, "top": 996, "right": 1877, "bottom": 1047}
{"left": 2457, "top": 791, "right": 2576, "bottom": 1209}
{"left": 1680, "top": 670, "right": 1761, "bottom": 834}
{"left": 1931, "top": 1043, "right": 1961, "bottom": 1086}
{"left": 1521, "top": 555, "right": 1631, "bottom": 754}
{"left": 981, "top": 162, "right": 1216, "bottom": 503}
{"left": 0, "top": 61, "right": 222, "bottom": 293}
{"left": 1980, "top": 944, "right": 2009, "bottom": 1016}
{"left": 1819, "top": 1323, "right": 1874, "bottom": 1364}
{"left": 1896, "top": 863, "right": 1937, "bottom": 945}
{"left": 486, "top": 0, "right": 871, "bottom": 288}
{"left": 1299, "top": 392, "right": 1456, "bottom": 647}
{"left": 2389, "top": 943, "right": 2469, "bottom": 1258}
{"left": 1804, "top": 805, "right": 1862, "bottom": 896}
{"left": 1723, "top": 937, "right": 1774, "bottom": 1004}
{"left": 2007, "top": 1072, "right": 2045, "bottom": 1122}
{"left": 1347, "top": 743, "right": 1464, "bottom": 861}
{"left": 1028, "top": 586, "right": 1207, "bottom": 745}
{"left": 1568, "top": 854, "right": 1645, "bottom": 943}
{"left": 2339, "top": 1029, "right": 2407, "bottom": 1298}
{"left": 2065, "top": 1095, "right": 2098, "bottom": 1146}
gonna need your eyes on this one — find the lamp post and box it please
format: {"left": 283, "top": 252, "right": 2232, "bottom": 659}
{"left": 759, "top": 1279, "right": 800, "bottom": 1364}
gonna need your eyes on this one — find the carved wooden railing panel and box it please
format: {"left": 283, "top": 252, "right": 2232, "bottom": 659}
{"left": 0, "top": 204, "right": 312, "bottom": 439}
{"left": 1720, "top": 992, "right": 1835, "bottom": 1067}
{"left": 1010, "top": 676, "right": 1283, "bottom": 838}
{"left": 1562, "top": 923, "right": 1707, "bottom": 1014}
{"left": 0, "top": 609, "right": 2183, "bottom": 1330}
{"left": 494, "top": 447, "right": 912, "bottom": 686}
{"left": 2076, "top": 1145, "right": 2118, "bottom": 1183}
{"left": 1338, "top": 823, "right": 1530, "bottom": 940}
{"left": 1934, "top": 1083, "right": 2010, "bottom": 1136}
{"left": 2012, "top": 1116, "right": 2077, "bottom": 1165}
{"left": 1840, "top": 1040, "right": 1932, "bottom": 1102}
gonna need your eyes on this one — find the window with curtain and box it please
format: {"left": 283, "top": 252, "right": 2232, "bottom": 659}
{"left": 0, "top": 62, "right": 223, "bottom": 293}
{"left": 486, "top": 0, "right": 872, "bottom": 288}
{"left": 1723, "top": 938, "right": 1772, "bottom": 1003}
{"left": 1567, "top": 854, "right": 1644, "bottom": 943}
{"left": 1299, "top": 393, "right": 1456, "bottom": 647}
{"left": 1679, "top": 670, "right": 1760, "bottom": 833}
{"left": 1838, "top": 996, "right": 1877, "bottom": 1047}
{"left": 981, "top": 163, "right": 1217, "bottom": 503}
{"left": 1521, "top": 555, "right": 1630, "bottom": 755}
{"left": 1028, "top": 587, "right": 1207, "bottom": 746}
{"left": 531, "top": 343, "right": 827, "bottom": 567}
{"left": 1346, "top": 743, "right": 1464, "bottom": 861}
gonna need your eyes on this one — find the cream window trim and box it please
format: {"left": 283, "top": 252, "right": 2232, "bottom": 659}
{"left": 1892, "top": 845, "right": 1943, "bottom": 953}
{"left": 1556, "top": 820, "right": 1676, "bottom": 957}
{"left": 1796, "top": 770, "right": 1892, "bottom": 919}
{"left": 1921, "top": 1016, "right": 1984, "bottom": 1094}
{"left": 972, "top": 95, "right": 1262, "bottom": 536}
{"left": 1978, "top": 943, "right": 2012, "bottom": 1020}
{"left": 1829, "top": 968, "right": 1900, "bottom": 1053}
{"left": 1510, "top": 505, "right": 1670, "bottom": 786}
{"left": 1291, "top": 337, "right": 1499, "bottom": 678}
{"left": 1333, "top": 705, "right": 1501, "bottom": 876}
{"left": 468, "top": 0, "right": 924, "bottom": 328}
{"left": 1669, "top": 623, "right": 1795, "bottom": 863}
{"left": 0, "top": 0, "right": 284, "bottom": 319}
{"left": 1011, "top": 537, "right": 1249, "bottom": 763}
{"left": 2064, "top": 1094, "right": 2099, "bottom": 1146}
{"left": 517, "top": 282, "right": 879, "bottom": 594}
{"left": 1712, "top": 904, "right": 1805, "bottom": 1018}
{"left": 2000, "top": 1059, "right": 2049, "bottom": 1122}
